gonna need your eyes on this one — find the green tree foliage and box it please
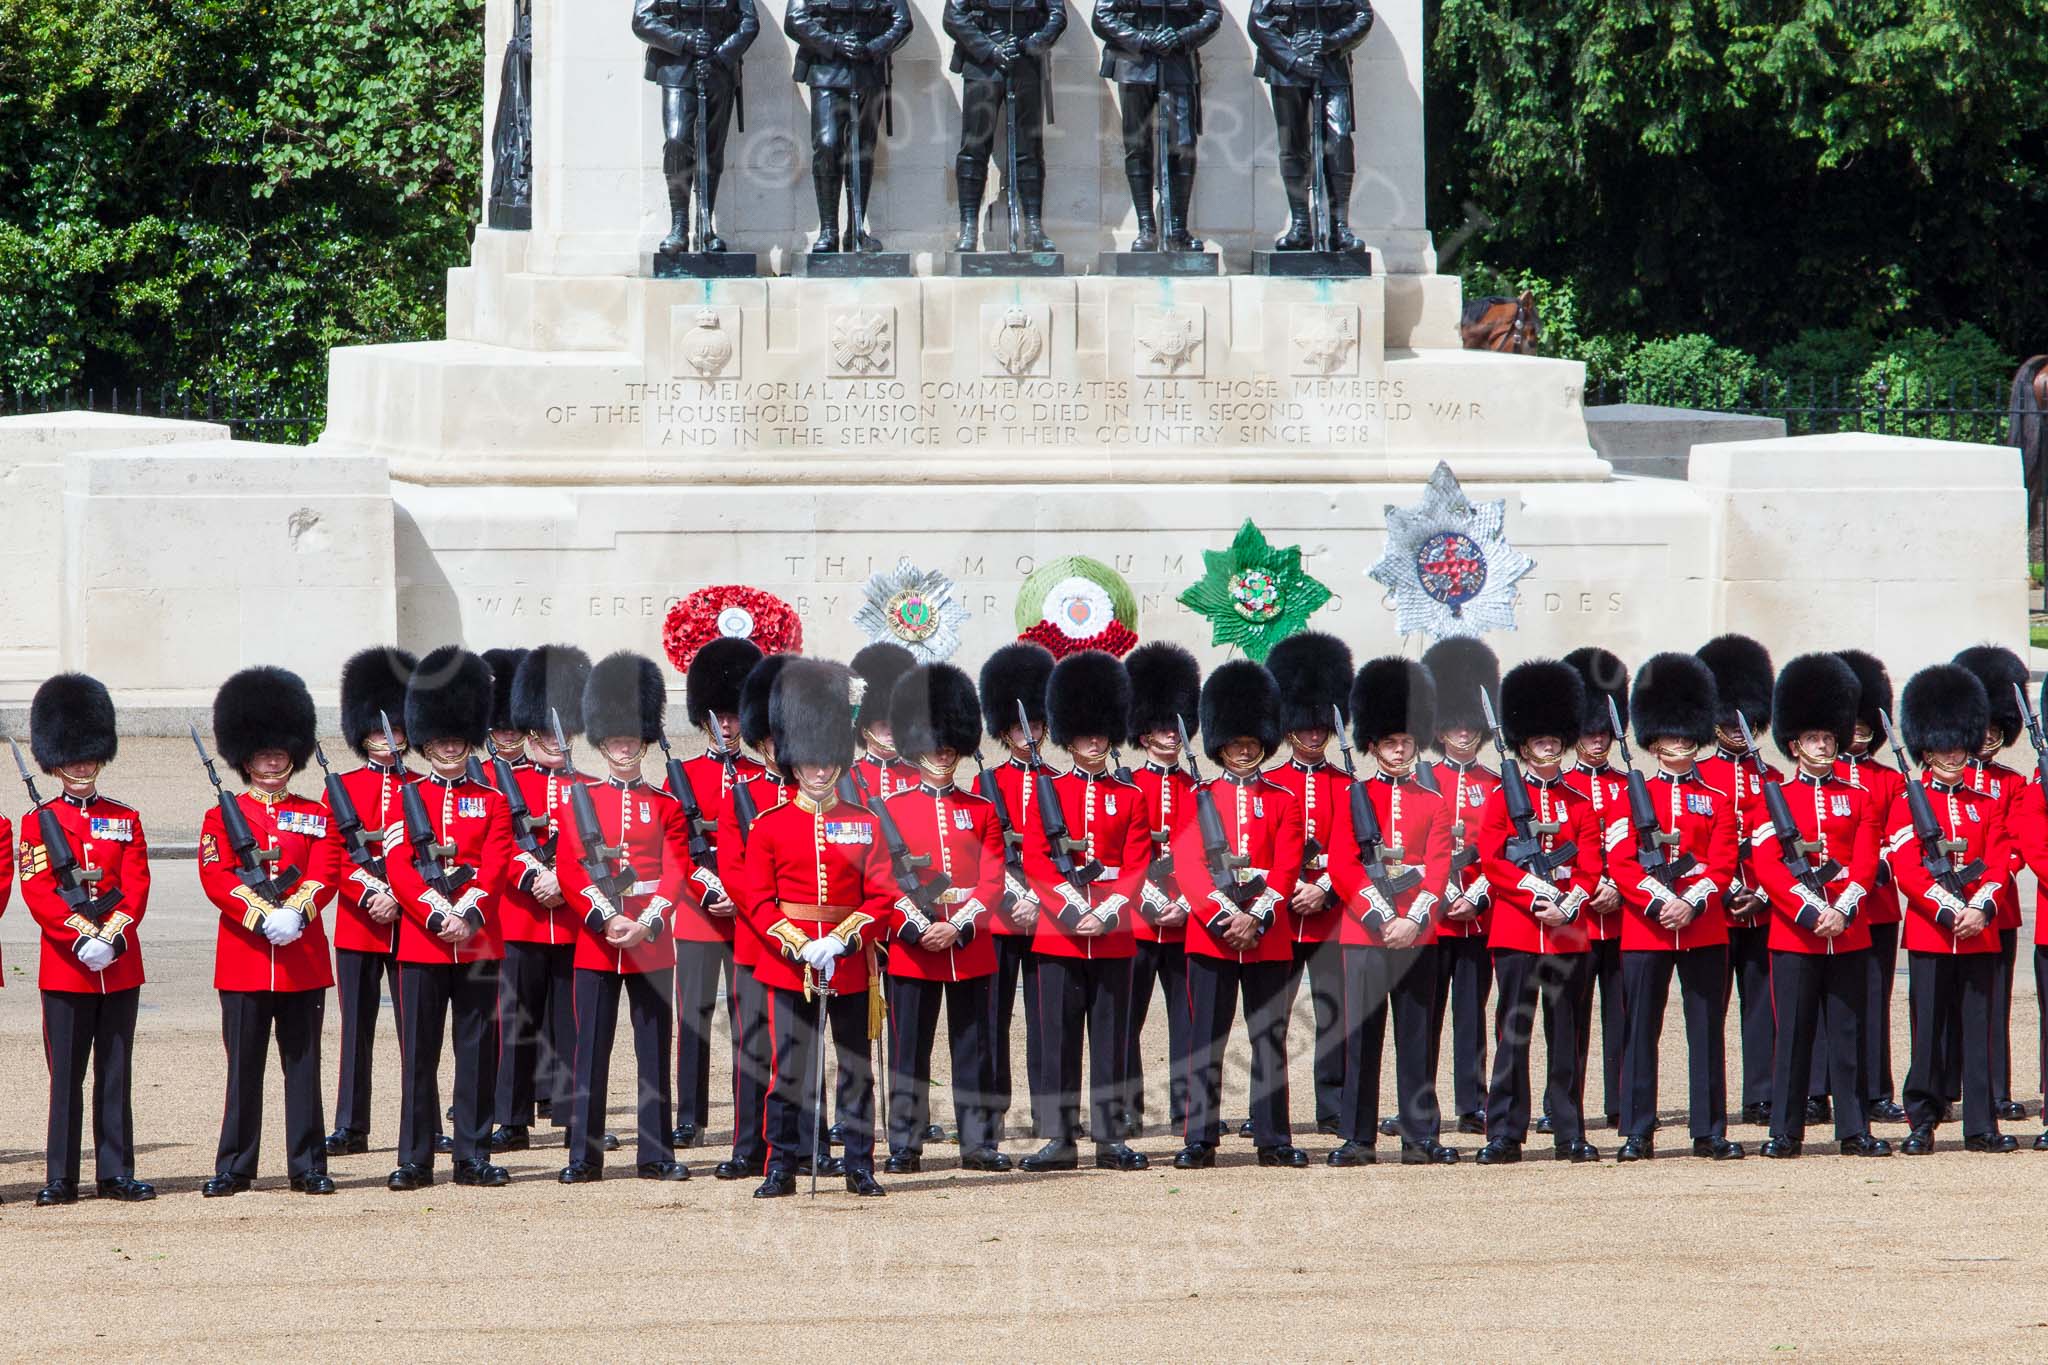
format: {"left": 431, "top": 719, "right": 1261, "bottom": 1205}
{"left": 0, "top": 0, "right": 482, "bottom": 412}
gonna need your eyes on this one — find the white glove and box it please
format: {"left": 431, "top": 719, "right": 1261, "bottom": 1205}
{"left": 75, "top": 937, "right": 116, "bottom": 972}
{"left": 798, "top": 937, "right": 847, "bottom": 971}
{"left": 263, "top": 908, "right": 305, "bottom": 946}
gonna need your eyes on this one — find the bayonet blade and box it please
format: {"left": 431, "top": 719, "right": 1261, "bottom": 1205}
{"left": 1478, "top": 686, "right": 1499, "bottom": 735}
{"left": 7, "top": 734, "right": 30, "bottom": 782}
{"left": 550, "top": 707, "right": 571, "bottom": 758}
{"left": 380, "top": 709, "right": 401, "bottom": 761}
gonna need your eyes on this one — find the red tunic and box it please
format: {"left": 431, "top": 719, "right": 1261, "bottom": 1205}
{"left": 198, "top": 792, "right": 341, "bottom": 993}
{"left": 1695, "top": 750, "right": 1781, "bottom": 930}
{"left": 1967, "top": 757, "right": 2026, "bottom": 934}
{"left": 881, "top": 783, "right": 1004, "bottom": 982}
{"left": 852, "top": 754, "right": 921, "bottom": 807}
{"left": 2005, "top": 776, "right": 2048, "bottom": 946}
{"left": 663, "top": 751, "right": 765, "bottom": 944}
{"left": 323, "top": 763, "right": 414, "bottom": 955}
{"left": 1753, "top": 771, "right": 1878, "bottom": 955}
{"left": 1264, "top": 758, "right": 1351, "bottom": 946}
{"left": 1835, "top": 754, "right": 1905, "bottom": 926}
{"left": 1885, "top": 777, "right": 2008, "bottom": 956}
{"left": 556, "top": 778, "right": 688, "bottom": 975}
{"left": 1020, "top": 766, "right": 1152, "bottom": 962}
{"left": 1613, "top": 768, "right": 1737, "bottom": 952}
{"left": 18, "top": 795, "right": 149, "bottom": 995}
{"left": 742, "top": 792, "right": 896, "bottom": 994}
{"left": 1429, "top": 758, "right": 1500, "bottom": 940}
{"left": 1475, "top": 774, "right": 1602, "bottom": 955}
{"left": 1563, "top": 762, "right": 1632, "bottom": 943}
{"left": 1326, "top": 773, "right": 1452, "bottom": 947}
{"left": 385, "top": 774, "right": 515, "bottom": 966}
{"left": 497, "top": 762, "right": 594, "bottom": 947}
{"left": 0, "top": 813, "right": 11, "bottom": 974}
{"left": 1128, "top": 762, "right": 1196, "bottom": 944}
{"left": 719, "top": 770, "right": 792, "bottom": 969}
{"left": 1172, "top": 774, "right": 1303, "bottom": 965}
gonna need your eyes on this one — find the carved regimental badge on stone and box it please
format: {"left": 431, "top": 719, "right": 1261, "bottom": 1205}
{"left": 1290, "top": 304, "right": 1359, "bottom": 377}
{"left": 1368, "top": 461, "right": 1534, "bottom": 640}
{"left": 983, "top": 303, "right": 1050, "bottom": 378}
{"left": 670, "top": 305, "right": 740, "bottom": 379}
{"left": 1134, "top": 305, "right": 1204, "bottom": 378}
{"left": 830, "top": 309, "right": 896, "bottom": 377}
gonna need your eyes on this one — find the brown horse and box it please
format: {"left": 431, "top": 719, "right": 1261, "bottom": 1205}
{"left": 1459, "top": 289, "right": 1540, "bottom": 354}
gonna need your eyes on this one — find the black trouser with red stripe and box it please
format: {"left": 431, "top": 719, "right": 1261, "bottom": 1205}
{"left": 496, "top": 940, "right": 574, "bottom": 1129}
{"left": 1125, "top": 937, "right": 1190, "bottom": 1133}
{"left": 1769, "top": 947, "right": 1867, "bottom": 1141}
{"left": 1339, "top": 943, "right": 1439, "bottom": 1145}
{"left": 1183, "top": 954, "right": 1291, "bottom": 1149}
{"left": 765, "top": 983, "right": 875, "bottom": 1174}
{"left": 1487, "top": 948, "right": 1591, "bottom": 1145}
{"left": 1576, "top": 936, "right": 1625, "bottom": 1122}
{"left": 1905, "top": 950, "right": 1995, "bottom": 1137}
{"left": 887, "top": 973, "right": 997, "bottom": 1155}
{"left": 569, "top": 966, "right": 674, "bottom": 1168}
{"left": 1725, "top": 918, "right": 1775, "bottom": 1110}
{"left": 218, "top": 987, "right": 327, "bottom": 1181}
{"left": 988, "top": 933, "right": 1040, "bottom": 1136}
{"left": 1864, "top": 920, "right": 1901, "bottom": 1104}
{"left": 398, "top": 959, "right": 499, "bottom": 1170}
{"left": 44, "top": 986, "right": 139, "bottom": 1186}
{"left": 333, "top": 947, "right": 401, "bottom": 1139}
{"left": 1431, "top": 932, "right": 1491, "bottom": 1118}
{"left": 1991, "top": 927, "right": 2019, "bottom": 1109}
{"left": 674, "top": 938, "right": 734, "bottom": 1133}
{"left": 729, "top": 962, "right": 771, "bottom": 1167}
{"left": 1287, "top": 934, "right": 1346, "bottom": 1129}
{"left": 1033, "top": 953, "right": 1130, "bottom": 1149}
{"left": 1619, "top": 944, "right": 1729, "bottom": 1141}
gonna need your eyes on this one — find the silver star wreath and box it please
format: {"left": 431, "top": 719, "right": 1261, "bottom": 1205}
{"left": 1368, "top": 461, "right": 1533, "bottom": 640}
{"left": 852, "top": 557, "right": 971, "bottom": 664}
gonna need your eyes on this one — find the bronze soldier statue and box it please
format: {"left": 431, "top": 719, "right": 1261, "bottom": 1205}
{"left": 634, "top": 0, "right": 762, "bottom": 255}
{"left": 1248, "top": 0, "right": 1371, "bottom": 252}
{"left": 944, "top": 0, "right": 1067, "bottom": 253}
{"left": 1092, "top": 0, "right": 1221, "bottom": 251}
{"left": 787, "top": 0, "right": 915, "bottom": 252}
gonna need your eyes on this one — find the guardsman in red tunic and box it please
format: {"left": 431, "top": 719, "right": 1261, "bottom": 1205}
{"left": 1753, "top": 654, "right": 1891, "bottom": 1158}
{"left": 1694, "top": 634, "right": 1782, "bottom": 1126}
{"left": 744, "top": 658, "right": 896, "bottom": 1198}
{"left": 198, "top": 667, "right": 343, "bottom": 1196}
{"left": 1119, "top": 642, "right": 1199, "bottom": 1139}
{"left": 18, "top": 673, "right": 153, "bottom": 1206}
{"left": 555, "top": 652, "right": 691, "bottom": 1182}
{"left": 1171, "top": 660, "right": 1305, "bottom": 1169}
{"left": 668, "top": 637, "right": 766, "bottom": 1149}
{"left": 322, "top": 646, "right": 415, "bottom": 1157}
{"left": 1474, "top": 659, "right": 1605, "bottom": 1165}
{"left": 1562, "top": 647, "right": 1632, "bottom": 1131}
{"left": 1326, "top": 657, "right": 1455, "bottom": 1166}
{"left": 1951, "top": 645, "right": 2032, "bottom": 1124}
{"left": 1611, "top": 653, "right": 1740, "bottom": 1161}
{"left": 488, "top": 644, "right": 594, "bottom": 1151}
{"left": 1420, "top": 637, "right": 1501, "bottom": 1134}
{"left": 975, "top": 643, "right": 1056, "bottom": 1141}
{"left": 879, "top": 663, "right": 1010, "bottom": 1172}
{"left": 1887, "top": 664, "right": 2017, "bottom": 1154}
{"left": 1018, "top": 649, "right": 1152, "bottom": 1173}
{"left": 385, "top": 646, "right": 517, "bottom": 1191}
{"left": 1835, "top": 648, "right": 1909, "bottom": 1124}
{"left": 851, "top": 641, "right": 923, "bottom": 803}
{"left": 1263, "top": 631, "right": 1353, "bottom": 1138}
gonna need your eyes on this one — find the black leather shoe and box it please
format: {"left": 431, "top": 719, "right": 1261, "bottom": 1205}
{"left": 845, "top": 1168, "right": 887, "bottom": 1196}
{"left": 1456, "top": 1112, "right": 1486, "bottom": 1136}
{"left": 602, "top": 1132, "right": 621, "bottom": 1153}
{"left": 1616, "top": 1136, "right": 1653, "bottom": 1162}
{"left": 1900, "top": 1126, "right": 1936, "bottom": 1155}
{"left": 1172, "top": 1144, "right": 1215, "bottom": 1169}
{"left": 35, "top": 1180, "right": 78, "bottom": 1207}
{"left": 433, "top": 1134, "right": 454, "bottom": 1155}
{"left": 1475, "top": 1138, "right": 1522, "bottom": 1165}
{"left": 828, "top": 1121, "right": 846, "bottom": 1147}
{"left": 638, "top": 1160, "right": 691, "bottom": 1180}
{"left": 1557, "top": 1139, "right": 1601, "bottom": 1163}
{"left": 753, "top": 1167, "right": 796, "bottom": 1198}
{"left": 1020, "top": 1142, "right": 1078, "bottom": 1172}
{"left": 1535, "top": 1113, "right": 1554, "bottom": 1135}
{"left": 1377, "top": 1116, "right": 1400, "bottom": 1138}
{"left": 1401, "top": 1140, "right": 1458, "bottom": 1166}
{"left": 923, "top": 1122, "right": 947, "bottom": 1143}
{"left": 960, "top": 1148, "right": 1013, "bottom": 1172}
{"left": 386, "top": 1164, "right": 434, "bottom": 1191}
{"left": 1804, "top": 1096, "right": 1831, "bottom": 1125}
{"left": 558, "top": 1162, "right": 603, "bottom": 1184}
{"left": 324, "top": 1129, "right": 368, "bottom": 1156}
{"left": 1327, "top": 1140, "right": 1376, "bottom": 1167}
{"left": 1997, "top": 1101, "right": 2029, "bottom": 1122}
{"left": 204, "top": 1173, "right": 253, "bottom": 1198}
{"left": 452, "top": 1159, "right": 511, "bottom": 1187}
{"left": 96, "top": 1175, "right": 156, "bottom": 1202}
{"left": 1841, "top": 1133, "right": 1893, "bottom": 1157}
{"left": 489, "top": 1125, "right": 529, "bottom": 1152}
{"left": 1256, "top": 1144, "right": 1309, "bottom": 1168}
{"left": 795, "top": 1154, "right": 844, "bottom": 1178}
{"left": 715, "top": 1157, "right": 763, "bottom": 1180}
{"left": 2035, "top": 1130, "right": 2048, "bottom": 1151}
{"left": 883, "top": 1153, "right": 921, "bottom": 1174}
{"left": 1965, "top": 1132, "right": 2020, "bottom": 1153}
{"left": 1738, "top": 1101, "right": 1771, "bottom": 1125}
{"left": 1760, "top": 1136, "right": 1802, "bottom": 1159}
{"left": 671, "top": 1124, "right": 700, "bottom": 1149}
{"left": 1237, "top": 1119, "right": 1255, "bottom": 1139}
{"left": 1868, "top": 1098, "right": 1908, "bottom": 1123}
{"left": 290, "top": 1173, "right": 336, "bottom": 1195}
{"left": 1096, "top": 1143, "right": 1148, "bottom": 1171}
{"left": 1694, "top": 1136, "right": 1744, "bottom": 1160}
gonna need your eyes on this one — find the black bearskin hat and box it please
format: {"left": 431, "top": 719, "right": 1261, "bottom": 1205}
{"left": 889, "top": 663, "right": 982, "bottom": 762}
{"left": 1952, "top": 644, "right": 2028, "bottom": 749}
{"left": 1630, "top": 652, "right": 1718, "bottom": 749}
{"left": 1900, "top": 664, "right": 1989, "bottom": 763}
{"left": 583, "top": 651, "right": 666, "bottom": 745}
{"left": 1420, "top": 637, "right": 1499, "bottom": 748}
{"left": 482, "top": 648, "right": 527, "bottom": 732}
{"left": 339, "top": 646, "right": 416, "bottom": 758}
{"left": 980, "top": 642, "right": 1056, "bottom": 739}
{"left": 1124, "top": 642, "right": 1202, "bottom": 746}
{"left": 686, "top": 637, "right": 763, "bottom": 730}
{"left": 1351, "top": 657, "right": 1436, "bottom": 748}
{"left": 1696, "top": 633, "right": 1773, "bottom": 730}
{"left": 771, "top": 658, "right": 858, "bottom": 770}
{"left": 212, "top": 666, "right": 317, "bottom": 781}
{"left": 1771, "top": 653, "right": 1860, "bottom": 757}
{"left": 1836, "top": 649, "right": 1893, "bottom": 738}
{"left": 740, "top": 655, "right": 794, "bottom": 751}
{"left": 1500, "top": 659, "right": 1584, "bottom": 751}
{"left": 404, "top": 646, "right": 492, "bottom": 750}
{"left": 850, "top": 642, "right": 916, "bottom": 735}
{"left": 511, "top": 645, "right": 593, "bottom": 737}
{"left": 1046, "top": 650, "right": 1131, "bottom": 749}
{"left": 28, "top": 672, "right": 118, "bottom": 774}
{"left": 1266, "top": 631, "right": 1355, "bottom": 734}
{"left": 1199, "top": 659, "right": 1282, "bottom": 762}
{"left": 1564, "top": 646, "right": 1630, "bottom": 738}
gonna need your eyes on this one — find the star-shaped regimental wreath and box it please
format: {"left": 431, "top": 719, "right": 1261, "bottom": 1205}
{"left": 1177, "top": 519, "right": 1332, "bottom": 662}
{"left": 1368, "top": 461, "right": 1533, "bottom": 640}
{"left": 851, "top": 558, "right": 971, "bottom": 665}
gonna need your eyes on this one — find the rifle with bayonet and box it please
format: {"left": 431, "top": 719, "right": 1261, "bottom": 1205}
{"left": 1739, "top": 711, "right": 1844, "bottom": 929}
{"left": 552, "top": 709, "right": 637, "bottom": 925}
{"left": 1612, "top": 694, "right": 1700, "bottom": 893}
{"left": 315, "top": 742, "right": 388, "bottom": 886}
{"left": 389, "top": 711, "right": 481, "bottom": 933}
{"left": 9, "top": 736, "right": 131, "bottom": 948}
{"left": 1178, "top": 713, "right": 1266, "bottom": 912}
{"left": 1329, "top": 703, "right": 1423, "bottom": 912}
{"left": 492, "top": 749, "right": 556, "bottom": 867}
{"left": 974, "top": 752, "right": 1032, "bottom": 917}
{"left": 852, "top": 767, "right": 954, "bottom": 917}
{"left": 2017, "top": 683, "right": 2048, "bottom": 799}
{"left": 1880, "top": 707, "right": 1985, "bottom": 902}
{"left": 191, "top": 724, "right": 304, "bottom": 908}
{"left": 658, "top": 731, "right": 725, "bottom": 907}
{"left": 1477, "top": 687, "right": 1578, "bottom": 888}
{"left": 1021, "top": 700, "right": 1105, "bottom": 890}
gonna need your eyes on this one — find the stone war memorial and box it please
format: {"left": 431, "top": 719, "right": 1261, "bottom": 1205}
{"left": 0, "top": 0, "right": 2025, "bottom": 716}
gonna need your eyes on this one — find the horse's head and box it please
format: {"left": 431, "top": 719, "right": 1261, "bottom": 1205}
{"left": 1511, "top": 290, "right": 1541, "bottom": 354}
